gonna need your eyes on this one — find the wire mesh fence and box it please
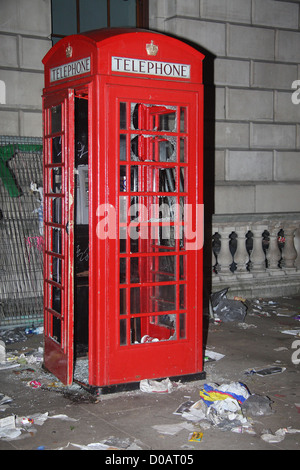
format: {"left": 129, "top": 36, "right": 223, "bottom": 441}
{"left": 0, "top": 136, "right": 44, "bottom": 327}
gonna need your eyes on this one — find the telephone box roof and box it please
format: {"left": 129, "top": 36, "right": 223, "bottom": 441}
{"left": 43, "top": 28, "right": 204, "bottom": 87}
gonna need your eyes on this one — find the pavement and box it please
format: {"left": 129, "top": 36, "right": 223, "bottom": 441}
{"left": 0, "top": 295, "right": 299, "bottom": 454}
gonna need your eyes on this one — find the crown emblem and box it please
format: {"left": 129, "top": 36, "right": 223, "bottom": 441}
{"left": 146, "top": 40, "right": 158, "bottom": 56}
{"left": 66, "top": 45, "right": 73, "bottom": 58}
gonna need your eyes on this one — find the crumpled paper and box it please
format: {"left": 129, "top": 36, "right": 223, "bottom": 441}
{"left": 261, "top": 427, "right": 300, "bottom": 443}
{"left": 140, "top": 378, "right": 175, "bottom": 393}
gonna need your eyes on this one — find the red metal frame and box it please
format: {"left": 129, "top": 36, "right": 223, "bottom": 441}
{"left": 42, "top": 29, "right": 204, "bottom": 387}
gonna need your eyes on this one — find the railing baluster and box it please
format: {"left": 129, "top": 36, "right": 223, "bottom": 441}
{"left": 217, "top": 224, "right": 236, "bottom": 279}
{"left": 249, "top": 224, "right": 268, "bottom": 275}
{"left": 267, "top": 222, "right": 282, "bottom": 275}
{"left": 282, "top": 223, "right": 298, "bottom": 272}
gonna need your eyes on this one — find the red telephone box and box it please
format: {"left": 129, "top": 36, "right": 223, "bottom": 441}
{"left": 42, "top": 28, "right": 205, "bottom": 390}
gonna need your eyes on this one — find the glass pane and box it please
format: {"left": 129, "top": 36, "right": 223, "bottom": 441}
{"left": 159, "top": 168, "right": 176, "bottom": 192}
{"left": 129, "top": 196, "right": 140, "bottom": 222}
{"left": 52, "top": 316, "right": 62, "bottom": 343}
{"left": 158, "top": 109, "right": 176, "bottom": 132}
{"left": 131, "top": 104, "right": 139, "bottom": 130}
{"left": 180, "top": 284, "right": 186, "bottom": 309}
{"left": 50, "top": 167, "right": 62, "bottom": 193}
{"left": 52, "top": 256, "right": 62, "bottom": 284}
{"left": 152, "top": 314, "right": 176, "bottom": 330}
{"left": 119, "top": 195, "right": 128, "bottom": 224}
{"left": 120, "top": 319, "right": 127, "bottom": 345}
{"left": 130, "top": 314, "right": 176, "bottom": 344}
{"left": 130, "top": 166, "right": 139, "bottom": 191}
{"left": 120, "top": 289, "right": 126, "bottom": 315}
{"left": 110, "top": 0, "right": 136, "bottom": 27}
{"left": 157, "top": 195, "right": 176, "bottom": 221}
{"left": 130, "top": 317, "right": 141, "bottom": 344}
{"left": 120, "top": 258, "right": 126, "bottom": 284}
{"left": 120, "top": 165, "right": 127, "bottom": 192}
{"left": 144, "top": 167, "right": 176, "bottom": 193}
{"left": 158, "top": 137, "right": 176, "bottom": 162}
{"left": 51, "top": 197, "right": 62, "bottom": 225}
{"left": 120, "top": 102, "right": 127, "bottom": 129}
{"left": 52, "top": 0, "right": 77, "bottom": 36}
{"left": 51, "top": 285, "right": 61, "bottom": 314}
{"left": 130, "top": 256, "right": 177, "bottom": 284}
{"left": 180, "top": 255, "right": 186, "bottom": 280}
{"left": 130, "top": 135, "right": 139, "bottom": 160}
{"left": 130, "top": 285, "right": 176, "bottom": 314}
{"left": 180, "top": 168, "right": 185, "bottom": 192}
{"left": 180, "top": 137, "right": 186, "bottom": 162}
{"left": 156, "top": 284, "right": 176, "bottom": 311}
{"left": 119, "top": 196, "right": 179, "bottom": 251}
{"left": 131, "top": 103, "right": 177, "bottom": 131}
{"left": 130, "top": 231, "right": 139, "bottom": 253}
{"left": 51, "top": 227, "right": 62, "bottom": 254}
{"left": 154, "top": 255, "right": 176, "bottom": 282}
{"left": 79, "top": 0, "right": 107, "bottom": 31}
{"left": 128, "top": 195, "right": 176, "bottom": 222}
{"left": 130, "top": 135, "right": 176, "bottom": 162}
{"left": 52, "top": 136, "right": 62, "bottom": 163}
{"left": 120, "top": 227, "right": 127, "bottom": 253}
{"left": 120, "top": 134, "right": 126, "bottom": 161}
{"left": 180, "top": 225, "right": 185, "bottom": 250}
{"left": 179, "top": 313, "right": 186, "bottom": 339}
{"left": 75, "top": 97, "right": 88, "bottom": 165}
{"left": 130, "top": 286, "right": 142, "bottom": 314}
{"left": 130, "top": 257, "right": 140, "bottom": 283}
{"left": 51, "top": 105, "right": 62, "bottom": 134}
{"left": 180, "top": 107, "right": 186, "bottom": 133}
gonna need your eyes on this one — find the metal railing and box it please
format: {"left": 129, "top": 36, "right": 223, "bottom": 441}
{"left": 0, "top": 136, "right": 44, "bottom": 327}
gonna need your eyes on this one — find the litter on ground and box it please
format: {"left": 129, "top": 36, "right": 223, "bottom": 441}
{"left": 167, "top": 381, "right": 276, "bottom": 437}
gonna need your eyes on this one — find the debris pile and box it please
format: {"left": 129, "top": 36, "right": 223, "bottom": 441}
{"left": 178, "top": 381, "right": 260, "bottom": 434}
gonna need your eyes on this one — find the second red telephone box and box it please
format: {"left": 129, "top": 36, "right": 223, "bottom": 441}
{"left": 42, "top": 28, "right": 205, "bottom": 390}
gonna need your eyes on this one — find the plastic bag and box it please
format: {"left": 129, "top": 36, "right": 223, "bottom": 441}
{"left": 211, "top": 288, "right": 247, "bottom": 322}
{"left": 199, "top": 382, "right": 250, "bottom": 406}
{"left": 241, "top": 394, "right": 273, "bottom": 416}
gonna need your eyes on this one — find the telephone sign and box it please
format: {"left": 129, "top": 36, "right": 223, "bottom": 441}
{"left": 50, "top": 57, "right": 91, "bottom": 82}
{"left": 111, "top": 56, "right": 191, "bottom": 78}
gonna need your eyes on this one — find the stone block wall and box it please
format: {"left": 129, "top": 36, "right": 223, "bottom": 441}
{"left": 0, "top": 0, "right": 52, "bottom": 137}
{"left": 149, "top": 0, "right": 300, "bottom": 215}
{"left": 1, "top": 0, "right": 299, "bottom": 215}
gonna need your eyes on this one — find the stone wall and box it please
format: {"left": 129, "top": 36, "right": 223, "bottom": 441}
{"left": 1, "top": 0, "right": 300, "bottom": 215}
{"left": 149, "top": 0, "right": 300, "bottom": 216}
{"left": 0, "top": 0, "right": 52, "bottom": 137}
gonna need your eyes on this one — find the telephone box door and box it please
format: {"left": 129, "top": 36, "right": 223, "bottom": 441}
{"left": 43, "top": 90, "right": 75, "bottom": 385}
{"left": 102, "top": 84, "right": 203, "bottom": 385}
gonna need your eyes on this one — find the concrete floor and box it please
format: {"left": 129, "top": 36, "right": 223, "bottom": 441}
{"left": 0, "top": 295, "right": 299, "bottom": 452}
